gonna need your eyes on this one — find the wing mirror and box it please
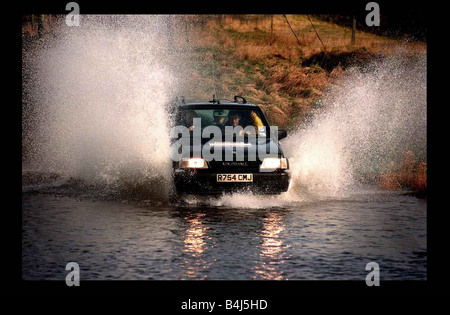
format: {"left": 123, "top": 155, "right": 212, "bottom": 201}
{"left": 278, "top": 129, "right": 287, "bottom": 140}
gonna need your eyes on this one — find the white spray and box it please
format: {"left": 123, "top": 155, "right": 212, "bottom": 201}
{"left": 283, "top": 53, "right": 426, "bottom": 200}
{"left": 23, "top": 16, "right": 177, "bottom": 200}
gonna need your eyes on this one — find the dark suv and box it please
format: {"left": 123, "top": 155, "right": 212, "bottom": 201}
{"left": 170, "top": 96, "right": 290, "bottom": 195}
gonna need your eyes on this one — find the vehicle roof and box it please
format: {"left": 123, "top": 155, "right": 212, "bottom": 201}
{"left": 177, "top": 102, "right": 260, "bottom": 108}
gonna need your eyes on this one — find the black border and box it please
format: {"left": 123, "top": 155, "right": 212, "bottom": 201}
{"left": 12, "top": 0, "right": 444, "bottom": 300}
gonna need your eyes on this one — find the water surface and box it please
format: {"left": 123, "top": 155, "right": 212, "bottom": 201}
{"left": 22, "top": 189, "right": 426, "bottom": 280}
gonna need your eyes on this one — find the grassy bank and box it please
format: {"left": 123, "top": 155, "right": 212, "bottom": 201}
{"left": 175, "top": 15, "right": 425, "bottom": 128}
{"left": 378, "top": 151, "right": 427, "bottom": 195}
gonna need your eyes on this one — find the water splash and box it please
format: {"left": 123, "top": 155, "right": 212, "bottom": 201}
{"left": 23, "top": 16, "right": 177, "bottom": 201}
{"left": 282, "top": 53, "right": 426, "bottom": 200}
{"left": 210, "top": 53, "right": 426, "bottom": 207}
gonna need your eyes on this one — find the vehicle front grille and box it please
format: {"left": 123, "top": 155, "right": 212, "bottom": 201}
{"left": 207, "top": 160, "right": 261, "bottom": 172}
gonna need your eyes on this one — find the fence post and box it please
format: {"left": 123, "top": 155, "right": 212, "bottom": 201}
{"left": 283, "top": 15, "right": 301, "bottom": 46}
{"left": 270, "top": 15, "right": 274, "bottom": 45}
{"left": 351, "top": 16, "right": 356, "bottom": 45}
{"left": 36, "top": 14, "right": 43, "bottom": 38}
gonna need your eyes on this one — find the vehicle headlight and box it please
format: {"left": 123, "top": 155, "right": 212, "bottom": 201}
{"left": 179, "top": 158, "right": 208, "bottom": 169}
{"left": 260, "top": 158, "right": 288, "bottom": 171}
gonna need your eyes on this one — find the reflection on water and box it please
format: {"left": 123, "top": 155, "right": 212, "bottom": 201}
{"left": 180, "top": 212, "right": 210, "bottom": 279}
{"left": 254, "top": 211, "right": 290, "bottom": 280}
{"left": 22, "top": 192, "right": 427, "bottom": 280}
{"left": 178, "top": 209, "right": 292, "bottom": 280}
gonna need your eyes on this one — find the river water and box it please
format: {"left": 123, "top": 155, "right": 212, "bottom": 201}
{"left": 22, "top": 184, "right": 426, "bottom": 280}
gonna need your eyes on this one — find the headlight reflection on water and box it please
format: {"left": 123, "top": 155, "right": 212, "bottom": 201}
{"left": 254, "top": 211, "right": 291, "bottom": 280}
{"left": 178, "top": 209, "right": 291, "bottom": 280}
{"left": 180, "top": 212, "right": 210, "bottom": 280}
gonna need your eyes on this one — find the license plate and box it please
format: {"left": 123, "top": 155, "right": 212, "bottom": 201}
{"left": 217, "top": 174, "right": 253, "bottom": 182}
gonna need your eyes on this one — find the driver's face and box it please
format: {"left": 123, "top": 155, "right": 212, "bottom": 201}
{"left": 229, "top": 114, "right": 240, "bottom": 127}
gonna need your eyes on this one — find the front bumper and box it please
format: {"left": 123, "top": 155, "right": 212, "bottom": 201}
{"left": 173, "top": 170, "right": 290, "bottom": 195}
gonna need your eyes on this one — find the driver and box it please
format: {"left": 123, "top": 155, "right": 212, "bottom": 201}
{"left": 226, "top": 111, "right": 241, "bottom": 128}
{"left": 225, "top": 110, "right": 246, "bottom": 136}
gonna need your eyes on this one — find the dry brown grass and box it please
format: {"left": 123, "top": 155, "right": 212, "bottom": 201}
{"left": 378, "top": 151, "right": 427, "bottom": 193}
{"left": 217, "top": 15, "right": 423, "bottom": 58}
{"left": 261, "top": 65, "right": 328, "bottom": 98}
{"left": 176, "top": 14, "right": 425, "bottom": 132}
{"left": 234, "top": 43, "right": 274, "bottom": 60}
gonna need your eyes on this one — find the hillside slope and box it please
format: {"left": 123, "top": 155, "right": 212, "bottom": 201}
{"left": 169, "top": 15, "right": 425, "bottom": 129}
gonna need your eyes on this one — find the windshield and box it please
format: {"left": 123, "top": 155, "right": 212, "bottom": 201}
{"left": 175, "top": 108, "right": 268, "bottom": 136}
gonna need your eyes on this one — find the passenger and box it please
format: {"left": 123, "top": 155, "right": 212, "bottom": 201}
{"left": 250, "top": 111, "right": 264, "bottom": 135}
{"left": 227, "top": 111, "right": 263, "bottom": 135}
{"left": 250, "top": 111, "right": 263, "bottom": 129}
